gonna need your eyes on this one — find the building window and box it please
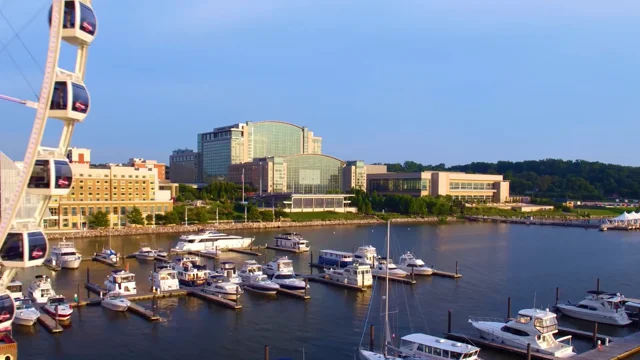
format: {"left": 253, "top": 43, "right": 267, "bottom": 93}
{"left": 80, "top": 207, "right": 86, "bottom": 216}
{"left": 62, "top": 207, "right": 69, "bottom": 216}
{"left": 88, "top": 207, "right": 94, "bottom": 215}
{"left": 50, "top": 207, "right": 59, "bottom": 216}
{"left": 71, "top": 207, "right": 77, "bottom": 216}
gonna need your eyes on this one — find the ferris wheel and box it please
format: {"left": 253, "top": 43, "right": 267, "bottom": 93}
{"left": 0, "top": 0, "right": 97, "bottom": 328}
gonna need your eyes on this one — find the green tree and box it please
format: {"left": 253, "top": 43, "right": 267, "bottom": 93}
{"left": 163, "top": 211, "right": 180, "bottom": 225}
{"left": 192, "top": 207, "right": 210, "bottom": 224}
{"left": 126, "top": 206, "right": 145, "bottom": 226}
{"left": 88, "top": 210, "right": 110, "bottom": 228}
{"left": 259, "top": 210, "right": 274, "bottom": 222}
{"left": 274, "top": 208, "right": 288, "bottom": 220}
{"left": 247, "top": 206, "right": 261, "bottom": 221}
{"left": 145, "top": 214, "right": 154, "bottom": 225}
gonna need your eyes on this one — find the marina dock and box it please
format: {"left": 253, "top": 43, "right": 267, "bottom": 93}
{"left": 572, "top": 331, "right": 640, "bottom": 359}
{"left": 266, "top": 245, "right": 307, "bottom": 254}
{"left": 227, "top": 248, "right": 261, "bottom": 256}
{"left": 37, "top": 311, "right": 64, "bottom": 333}
{"left": 372, "top": 273, "right": 416, "bottom": 284}
{"left": 188, "top": 288, "right": 242, "bottom": 310}
{"left": 127, "top": 303, "right": 161, "bottom": 321}
{"left": 188, "top": 250, "right": 218, "bottom": 259}
{"left": 432, "top": 270, "right": 462, "bottom": 279}
{"left": 91, "top": 255, "right": 118, "bottom": 267}
{"left": 276, "top": 287, "right": 310, "bottom": 300}
{"left": 304, "top": 274, "right": 367, "bottom": 291}
{"left": 467, "top": 215, "right": 601, "bottom": 229}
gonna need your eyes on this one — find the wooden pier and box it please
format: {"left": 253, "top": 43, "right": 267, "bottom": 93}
{"left": 275, "top": 278, "right": 311, "bottom": 300}
{"left": 188, "top": 288, "right": 242, "bottom": 310}
{"left": 91, "top": 256, "right": 118, "bottom": 267}
{"left": 432, "top": 270, "right": 462, "bottom": 279}
{"left": 266, "top": 245, "right": 307, "bottom": 254}
{"left": 557, "top": 326, "right": 618, "bottom": 343}
{"left": 127, "top": 303, "right": 161, "bottom": 321}
{"left": 466, "top": 215, "right": 601, "bottom": 229}
{"left": 304, "top": 274, "right": 367, "bottom": 291}
{"left": 37, "top": 311, "right": 64, "bottom": 333}
{"left": 445, "top": 332, "right": 555, "bottom": 360}
{"left": 43, "top": 260, "right": 61, "bottom": 271}
{"left": 572, "top": 331, "right": 640, "bottom": 359}
{"left": 228, "top": 248, "right": 261, "bottom": 256}
{"left": 372, "top": 273, "right": 416, "bottom": 284}
{"left": 188, "top": 250, "right": 218, "bottom": 259}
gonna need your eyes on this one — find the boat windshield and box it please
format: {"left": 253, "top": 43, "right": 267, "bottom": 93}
{"left": 515, "top": 314, "right": 531, "bottom": 324}
{"left": 274, "top": 274, "right": 295, "bottom": 280}
{"left": 114, "top": 275, "right": 135, "bottom": 283}
{"left": 49, "top": 297, "right": 66, "bottom": 305}
{"left": 534, "top": 317, "right": 557, "bottom": 333}
{"left": 7, "top": 284, "right": 21, "bottom": 293}
{"left": 17, "top": 300, "right": 33, "bottom": 310}
{"left": 61, "top": 252, "right": 77, "bottom": 256}
{"left": 159, "top": 272, "right": 176, "bottom": 280}
{"left": 40, "top": 288, "right": 52, "bottom": 297}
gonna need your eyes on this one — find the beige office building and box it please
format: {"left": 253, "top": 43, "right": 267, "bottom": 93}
{"left": 45, "top": 163, "right": 173, "bottom": 230}
{"left": 367, "top": 171, "right": 509, "bottom": 203}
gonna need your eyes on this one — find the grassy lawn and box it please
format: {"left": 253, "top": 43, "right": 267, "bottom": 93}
{"left": 571, "top": 207, "right": 639, "bottom": 216}
{"left": 287, "top": 211, "right": 369, "bottom": 222}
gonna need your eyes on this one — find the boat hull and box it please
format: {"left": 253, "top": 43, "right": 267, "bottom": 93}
{"left": 136, "top": 254, "right": 155, "bottom": 261}
{"left": 202, "top": 288, "right": 241, "bottom": 300}
{"left": 399, "top": 266, "right": 433, "bottom": 276}
{"left": 244, "top": 283, "right": 279, "bottom": 295}
{"left": 43, "top": 307, "right": 72, "bottom": 321}
{"left": 358, "top": 349, "right": 402, "bottom": 360}
{"left": 102, "top": 300, "right": 130, "bottom": 312}
{"left": 273, "top": 280, "right": 307, "bottom": 292}
{"left": 556, "top": 305, "right": 631, "bottom": 326}
{"left": 60, "top": 258, "right": 82, "bottom": 269}
{"left": 318, "top": 256, "right": 352, "bottom": 268}
{"left": 174, "top": 238, "right": 253, "bottom": 252}
{"left": 178, "top": 279, "right": 206, "bottom": 287}
{"left": 14, "top": 311, "right": 39, "bottom": 326}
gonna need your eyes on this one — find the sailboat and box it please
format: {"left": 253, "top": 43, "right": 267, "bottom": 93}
{"left": 358, "top": 220, "right": 482, "bottom": 360}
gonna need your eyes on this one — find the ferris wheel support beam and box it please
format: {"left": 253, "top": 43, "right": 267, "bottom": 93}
{"left": 0, "top": 0, "right": 63, "bottom": 256}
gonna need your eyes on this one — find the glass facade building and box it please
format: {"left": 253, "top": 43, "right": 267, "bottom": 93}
{"left": 284, "top": 154, "right": 344, "bottom": 194}
{"left": 197, "top": 121, "right": 322, "bottom": 181}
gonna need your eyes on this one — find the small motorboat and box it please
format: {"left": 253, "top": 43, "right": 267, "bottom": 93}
{"left": 101, "top": 292, "right": 130, "bottom": 312}
{"left": 203, "top": 274, "right": 243, "bottom": 300}
{"left": 353, "top": 245, "right": 377, "bottom": 267}
{"left": 372, "top": 258, "right": 408, "bottom": 278}
{"left": 243, "top": 275, "right": 280, "bottom": 295}
{"left": 49, "top": 240, "right": 83, "bottom": 269}
{"left": 104, "top": 269, "right": 137, "bottom": 296}
{"left": 324, "top": 262, "right": 373, "bottom": 287}
{"left": 43, "top": 295, "right": 73, "bottom": 321}
{"left": 94, "top": 248, "right": 120, "bottom": 264}
{"left": 397, "top": 252, "right": 433, "bottom": 275}
{"left": 149, "top": 264, "right": 180, "bottom": 292}
{"left": 216, "top": 262, "right": 242, "bottom": 284}
{"left": 264, "top": 256, "right": 308, "bottom": 291}
{"left": 14, "top": 298, "right": 39, "bottom": 326}
{"left": 155, "top": 248, "right": 168, "bottom": 258}
{"left": 134, "top": 243, "right": 156, "bottom": 260}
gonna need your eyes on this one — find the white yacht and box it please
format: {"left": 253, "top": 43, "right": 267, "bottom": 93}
{"left": 397, "top": 252, "right": 433, "bottom": 275}
{"left": 7, "top": 280, "right": 23, "bottom": 300}
{"left": 149, "top": 264, "right": 180, "bottom": 292}
{"left": 238, "top": 260, "right": 265, "bottom": 282}
{"left": 203, "top": 274, "right": 243, "bottom": 300}
{"left": 324, "top": 262, "right": 373, "bottom": 288}
{"left": 372, "top": 258, "right": 408, "bottom": 278}
{"left": 43, "top": 295, "right": 73, "bottom": 321}
{"left": 134, "top": 243, "right": 157, "bottom": 260}
{"left": 264, "top": 256, "right": 308, "bottom": 292}
{"left": 273, "top": 232, "right": 310, "bottom": 252}
{"left": 238, "top": 260, "right": 280, "bottom": 294}
{"left": 556, "top": 290, "right": 632, "bottom": 326}
{"left": 27, "top": 275, "right": 55, "bottom": 304}
{"left": 353, "top": 245, "right": 377, "bottom": 267}
{"left": 243, "top": 274, "right": 280, "bottom": 295}
{"left": 171, "top": 256, "right": 210, "bottom": 287}
{"left": 216, "top": 262, "right": 242, "bottom": 284}
{"left": 101, "top": 292, "right": 131, "bottom": 312}
{"left": 49, "top": 240, "right": 82, "bottom": 269}
{"left": 104, "top": 269, "right": 137, "bottom": 296}
{"left": 470, "top": 308, "right": 576, "bottom": 358}
{"left": 14, "top": 298, "right": 39, "bottom": 326}
{"left": 174, "top": 230, "right": 254, "bottom": 251}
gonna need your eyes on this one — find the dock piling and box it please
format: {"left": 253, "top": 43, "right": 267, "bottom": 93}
{"left": 447, "top": 309, "right": 452, "bottom": 334}
{"left": 593, "top": 322, "right": 598, "bottom": 348}
{"left": 264, "top": 345, "right": 269, "bottom": 360}
{"left": 555, "top": 287, "right": 559, "bottom": 305}
{"left": 235, "top": 286, "right": 240, "bottom": 307}
{"left": 455, "top": 261, "right": 459, "bottom": 276}
{"left": 370, "top": 324, "right": 375, "bottom": 351}
{"left": 526, "top": 343, "right": 531, "bottom": 360}
{"left": 507, "top": 297, "right": 511, "bottom": 319}
{"left": 55, "top": 305, "right": 59, "bottom": 329}
{"left": 411, "top": 267, "right": 415, "bottom": 282}
{"left": 597, "top": 278, "right": 600, "bottom": 292}
{"left": 86, "top": 268, "right": 90, "bottom": 283}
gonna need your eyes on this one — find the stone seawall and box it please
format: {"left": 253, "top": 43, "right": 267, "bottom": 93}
{"left": 46, "top": 217, "right": 458, "bottom": 240}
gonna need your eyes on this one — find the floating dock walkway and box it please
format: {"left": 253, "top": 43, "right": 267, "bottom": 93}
{"left": 91, "top": 255, "right": 118, "bottom": 267}
{"left": 37, "top": 311, "right": 64, "bottom": 333}
{"left": 445, "top": 332, "right": 555, "bottom": 360}
{"left": 304, "top": 274, "right": 367, "bottom": 291}
{"left": 188, "top": 288, "right": 241, "bottom": 310}
{"left": 309, "top": 262, "right": 462, "bottom": 280}
{"left": 265, "top": 245, "right": 308, "bottom": 254}
{"left": 372, "top": 273, "right": 416, "bottom": 284}
{"left": 572, "top": 331, "right": 640, "bottom": 359}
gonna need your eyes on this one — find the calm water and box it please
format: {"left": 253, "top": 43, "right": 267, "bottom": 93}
{"left": 12, "top": 223, "right": 640, "bottom": 360}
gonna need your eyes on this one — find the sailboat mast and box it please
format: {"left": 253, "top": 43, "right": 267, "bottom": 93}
{"left": 384, "top": 219, "right": 390, "bottom": 356}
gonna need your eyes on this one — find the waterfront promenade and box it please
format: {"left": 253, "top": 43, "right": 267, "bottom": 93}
{"left": 46, "top": 216, "right": 458, "bottom": 239}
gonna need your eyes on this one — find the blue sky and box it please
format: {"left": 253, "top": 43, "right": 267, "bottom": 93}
{"left": 1, "top": 1, "right": 639, "bottom": 166}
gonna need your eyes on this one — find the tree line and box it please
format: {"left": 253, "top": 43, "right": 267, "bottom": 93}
{"left": 385, "top": 159, "right": 640, "bottom": 200}
{"left": 349, "top": 189, "right": 462, "bottom": 216}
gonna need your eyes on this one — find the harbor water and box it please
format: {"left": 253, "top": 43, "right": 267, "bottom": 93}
{"left": 13, "top": 222, "right": 640, "bottom": 360}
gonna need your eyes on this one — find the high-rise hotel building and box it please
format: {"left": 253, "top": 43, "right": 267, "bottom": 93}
{"left": 197, "top": 121, "right": 322, "bottom": 182}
